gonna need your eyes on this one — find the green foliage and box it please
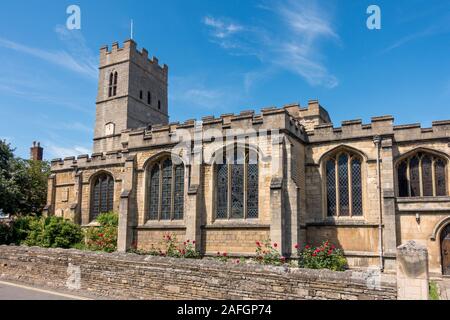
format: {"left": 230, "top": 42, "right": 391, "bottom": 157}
{"left": 96, "top": 211, "right": 119, "bottom": 227}
{"left": 130, "top": 233, "right": 201, "bottom": 259}
{"left": 0, "top": 221, "right": 12, "bottom": 244}
{"left": 255, "top": 239, "right": 286, "bottom": 266}
{"left": 161, "top": 233, "right": 201, "bottom": 259}
{"left": 10, "top": 215, "right": 34, "bottom": 244}
{"left": 85, "top": 212, "right": 118, "bottom": 253}
{"left": 24, "top": 216, "right": 84, "bottom": 249}
{"left": 0, "top": 140, "right": 50, "bottom": 216}
{"left": 215, "top": 251, "right": 229, "bottom": 262}
{"left": 0, "top": 215, "right": 36, "bottom": 245}
{"left": 429, "top": 281, "right": 440, "bottom": 300}
{"left": 298, "top": 241, "right": 347, "bottom": 271}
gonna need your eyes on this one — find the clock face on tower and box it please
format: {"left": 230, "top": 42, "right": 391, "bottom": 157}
{"left": 105, "top": 122, "right": 115, "bottom": 136}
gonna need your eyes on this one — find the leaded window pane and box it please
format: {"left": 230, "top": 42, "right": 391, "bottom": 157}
{"left": 338, "top": 154, "right": 349, "bottom": 216}
{"left": 231, "top": 164, "right": 244, "bottom": 218}
{"left": 216, "top": 163, "right": 228, "bottom": 219}
{"left": 100, "top": 177, "right": 109, "bottom": 213}
{"left": 422, "top": 156, "right": 433, "bottom": 196}
{"left": 435, "top": 159, "right": 447, "bottom": 196}
{"left": 410, "top": 157, "right": 420, "bottom": 196}
{"left": 161, "top": 159, "right": 172, "bottom": 220}
{"left": 107, "top": 177, "right": 114, "bottom": 211}
{"left": 173, "top": 165, "right": 184, "bottom": 220}
{"left": 351, "top": 158, "right": 363, "bottom": 216}
{"left": 91, "top": 174, "right": 114, "bottom": 221}
{"left": 247, "top": 163, "right": 258, "bottom": 218}
{"left": 92, "top": 180, "right": 101, "bottom": 219}
{"left": 398, "top": 161, "right": 408, "bottom": 197}
{"left": 326, "top": 159, "right": 336, "bottom": 216}
{"left": 148, "top": 165, "right": 160, "bottom": 220}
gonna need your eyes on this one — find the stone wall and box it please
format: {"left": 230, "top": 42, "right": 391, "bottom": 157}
{"left": 0, "top": 246, "right": 397, "bottom": 300}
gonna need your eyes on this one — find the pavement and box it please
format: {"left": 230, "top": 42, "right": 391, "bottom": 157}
{"left": 0, "top": 281, "right": 92, "bottom": 300}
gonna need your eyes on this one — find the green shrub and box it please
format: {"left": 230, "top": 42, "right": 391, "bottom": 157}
{"left": 255, "top": 239, "right": 286, "bottom": 266}
{"left": 1, "top": 215, "right": 39, "bottom": 245}
{"left": 132, "top": 233, "right": 201, "bottom": 259}
{"left": 298, "top": 241, "right": 347, "bottom": 271}
{"left": 429, "top": 281, "right": 440, "bottom": 300}
{"left": 24, "top": 216, "right": 83, "bottom": 249}
{"left": 11, "top": 215, "right": 34, "bottom": 244}
{"left": 85, "top": 212, "right": 118, "bottom": 253}
{"left": 0, "top": 221, "right": 12, "bottom": 244}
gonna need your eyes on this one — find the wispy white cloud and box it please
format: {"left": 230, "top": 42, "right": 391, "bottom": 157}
{"left": 171, "top": 75, "right": 229, "bottom": 110}
{"left": 381, "top": 26, "right": 437, "bottom": 54}
{"left": 203, "top": 16, "right": 244, "bottom": 39}
{"left": 0, "top": 25, "right": 97, "bottom": 79}
{"left": 381, "top": 9, "right": 450, "bottom": 54}
{"left": 60, "top": 121, "right": 93, "bottom": 133}
{"left": 45, "top": 142, "right": 90, "bottom": 159}
{"left": 203, "top": 0, "right": 339, "bottom": 88}
{"left": 0, "top": 77, "right": 91, "bottom": 114}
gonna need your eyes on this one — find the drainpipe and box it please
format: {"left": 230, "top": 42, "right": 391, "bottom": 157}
{"left": 373, "top": 135, "right": 384, "bottom": 272}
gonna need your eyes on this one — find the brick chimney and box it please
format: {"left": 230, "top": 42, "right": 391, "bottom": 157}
{"left": 30, "top": 141, "right": 43, "bottom": 161}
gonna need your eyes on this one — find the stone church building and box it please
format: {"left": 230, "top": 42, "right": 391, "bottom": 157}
{"left": 45, "top": 39, "right": 450, "bottom": 276}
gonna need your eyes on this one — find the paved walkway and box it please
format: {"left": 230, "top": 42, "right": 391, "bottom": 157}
{"left": 0, "top": 281, "right": 92, "bottom": 300}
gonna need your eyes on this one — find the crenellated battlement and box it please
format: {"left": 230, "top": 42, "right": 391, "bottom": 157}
{"left": 307, "top": 114, "right": 450, "bottom": 143}
{"left": 50, "top": 151, "right": 126, "bottom": 171}
{"left": 393, "top": 119, "right": 450, "bottom": 142}
{"left": 99, "top": 39, "right": 168, "bottom": 80}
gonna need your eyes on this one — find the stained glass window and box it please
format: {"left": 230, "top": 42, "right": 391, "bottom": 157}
{"left": 325, "top": 151, "right": 364, "bottom": 217}
{"left": 173, "top": 165, "right": 184, "bottom": 220}
{"left": 216, "top": 162, "right": 228, "bottom": 219}
{"left": 147, "top": 157, "right": 185, "bottom": 221}
{"left": 161, "top": 159, "right": 172, "bottom": 220}
{"left": 397, "top": 152, "right": 447, "bottom": 197}
{"left": 326, "top": 159, "right": 337, "bottom": 216}
{"left": 351, "top": 158, "right": 363, "bottom": 216}
{"left": 148, "top": 165, "right": 160, "bottom": 220}
{"left": 422, "top": 156, "right": 433, "bottom": 196}
{"left": 231, "top": 163, "right": 244, "bottom": 218}
{"left": 338, "top": 154, "right": 349, "bottom": 216}
{"left": 90, "top": 174, "right": 114, "bottom": 221}
{"left": 410, "top": 156, "right": 420, "bottom": 197}
{"left": 215, "top": 146, "right": 259, "bottom": 219}
{"left": 436, "top": 159, "right": 447, "bottom": 196}
{"left": 398, "top": 161, "right": 408, "bottom": 197}
{"left": 247, "top": 163, "right": 259, "bottom": 218}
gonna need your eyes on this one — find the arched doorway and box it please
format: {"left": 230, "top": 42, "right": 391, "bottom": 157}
{"left": 442, "top": 224, "right": 450, "bottom": 275}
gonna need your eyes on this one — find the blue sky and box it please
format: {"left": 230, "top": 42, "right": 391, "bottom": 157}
{"left": 0, "top": 0, "right": 449, "bottom": 159}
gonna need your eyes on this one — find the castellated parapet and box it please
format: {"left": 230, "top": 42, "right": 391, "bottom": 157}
{"left": 99, "top": 40, "right": 168, "bottom": 83}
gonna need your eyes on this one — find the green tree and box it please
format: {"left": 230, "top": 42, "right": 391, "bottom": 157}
{"left": 0, "top": 140, "right": 50, "bottom": 215}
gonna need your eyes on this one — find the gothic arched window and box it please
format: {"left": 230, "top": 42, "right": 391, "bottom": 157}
{"left": 397, "top": 152, "right": 448, "bottom": 197}
{"left": 90, "top": 173, "right": 114, "bottom": 221}
{"left": 147, "top": 157, "right": 185, "bottom": 221}
{"left": 215, "top": 146, "right": 259, "bottom": 219}
{"left": 325, "top": 151, "right": 363, "bottom": 217}
{"left": 108, "top": 72, "right": 118, "bottom": 97}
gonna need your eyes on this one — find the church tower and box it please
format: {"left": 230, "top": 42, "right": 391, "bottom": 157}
{"left": 93, "top": 39, "right": 169, "bottom": 153}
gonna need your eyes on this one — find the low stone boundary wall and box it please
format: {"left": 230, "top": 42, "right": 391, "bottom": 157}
{"left": 0, "top": 245, "right": 397, "bottom": 300}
